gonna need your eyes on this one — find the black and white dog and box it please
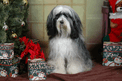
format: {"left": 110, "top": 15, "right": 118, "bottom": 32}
{"left": 46, "top": 5, "right": 92, "bottom": 74}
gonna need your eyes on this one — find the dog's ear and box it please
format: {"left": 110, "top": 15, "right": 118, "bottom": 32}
{"left": 46, "top": 9, "right": 57, "bottom": 39}
{"left": 46, "top": 10, "right": 53, "bottom": 36}
{"left": 70, "top": 11, "right": 83, "bottom": 39}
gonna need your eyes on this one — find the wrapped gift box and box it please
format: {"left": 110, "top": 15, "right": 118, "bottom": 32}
{"left": 103, "top": 42, "right": 122, "bottom": 66}
{"left": 28, "top": 59, "right": 47, "bottom": 80}
{"left": 0, "top": 56, "right": 20, "bottom": 77}
{"left": 0, "top": 43, "right": 14, "bottom": 59}
{"left": 46, "top": 65, "right": 55, "bottom": 75}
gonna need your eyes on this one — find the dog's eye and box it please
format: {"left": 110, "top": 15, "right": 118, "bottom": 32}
{"left": 55, "top": 14, "right": 61, "bottom": 19}
{"left": 55, "top": 16, "right": 59, "bottom": 19}
{"left": 64, "top": 13, "right": 72, "bottom": 19}
{"left": 56, "top": 13, "right": 61, "bottom": 17}
{"left": 63, "top": 14, "right": 67, "bottom": 17}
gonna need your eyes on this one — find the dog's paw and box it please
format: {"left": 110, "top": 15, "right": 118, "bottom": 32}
{"left": 52, "top": 69, "right": 66, "bottom": 74}
{"left": 67, "top": 65, "right": 84, "bottom": 74}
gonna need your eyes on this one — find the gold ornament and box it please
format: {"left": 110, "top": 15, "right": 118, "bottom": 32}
{"left": 3, "top": 0, "right": 9, "bottom": 5}
{"left": 23, "top": 0, "right": 28, "bottom": 6}
{"left": 12, "top": 33, "right": 17, "bottom": 38}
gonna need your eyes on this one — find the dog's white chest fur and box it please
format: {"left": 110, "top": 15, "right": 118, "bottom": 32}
{"left": 50, "top": 37, "right": 75, "bottom": 58}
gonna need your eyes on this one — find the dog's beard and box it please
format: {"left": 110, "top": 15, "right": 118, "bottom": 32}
{"left": 59, "top": 24, "right": 67, "bottom": 36}
{"left": 56, "top": 15, "right": 71, "bottom": 38}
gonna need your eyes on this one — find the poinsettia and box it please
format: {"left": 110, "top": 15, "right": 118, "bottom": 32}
{"left": 19, "top": 36, "right": 29, "bottom": 45}
{"left": 19, "top": 36, "right": 46, "bottom": 63}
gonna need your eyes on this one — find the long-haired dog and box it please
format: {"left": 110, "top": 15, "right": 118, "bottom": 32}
{"left": 46, "top": 5, "right": 92, "bottom": 74}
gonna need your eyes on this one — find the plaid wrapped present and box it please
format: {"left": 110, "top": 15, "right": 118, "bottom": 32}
{"left": 28, "top": 59, "right": 47, "bottom": 80}
{"left": 46, "top": 64, "right": 55, "bottom": 75}
{"left": 103, "top": 42, "right": 122, "bottom": 66}
{"left": 0, "top": 43, "right": 14, "bottom": 59}
{"left": 0, "top": 56, "right": 20, "bottom": 77}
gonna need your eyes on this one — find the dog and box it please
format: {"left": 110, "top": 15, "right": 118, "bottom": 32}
{"left": 46, "top": 5, "right": 92, "bottom": 74}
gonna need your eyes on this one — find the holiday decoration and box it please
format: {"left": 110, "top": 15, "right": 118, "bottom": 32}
{"left": 3, "top": 23, "right": 8, "bottom": 31}
{"left": 46, "top": 65, "right": 55, "bottom": 75}
{"left": 21, "top": 21, "right": 25, "bottom": 27}
{"left": 11, "top": 33, "right": 17, "bottom": 38}
{"left": 103, "top": 42, "right": 122, "bottom": 66}
{"left": 18, "top": 38, "right": 42, "bottom": 75}
{"left": 0, "top": 0, "right": 29, "bottom": 57}
{"left": 0, "top": 0, "right": 29, "bottom": 79}
{"left": 28, "top": 59, "right": 47, "bottom": 80}
{"left": 23, "top": 0, "right": 28, "bottom": 6}
{"left": 0, "top": 56, "right": 20, "bottom": 77}
{"left": 105, "top": 0, "right": 122, "bottom": 42}
{"left": 0, "top": 43, "right": 14, "bottom": 59}
{"left": 19, "top": 36, "right": 29, "bottom": 45}
{"left": 19, "top": 36, "right": 45, "bottom": 63}
{"left": 3, "top": 0, "right": 9, "bottom": 5}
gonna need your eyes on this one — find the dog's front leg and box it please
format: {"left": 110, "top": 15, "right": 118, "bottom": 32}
{"left": 47, "top": 56, "right": 66, "bottom": 74}
{"left": 66, "top": 57, "right": 85, "bottom": 74}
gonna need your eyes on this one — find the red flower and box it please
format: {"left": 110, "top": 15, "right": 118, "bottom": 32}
{"left": 28, "top": 49, "right": 36, "bottom": 59}
{"left": 25, "top": 57, "right": 28, "bottom": 64}
{"left": 20, "top": 51, "right": 25, "bottom": 59}
{"left": 20, "top": 36, "right": 46, "bottom": 63}
{"left": 19, "top": 36, "right": 29, "bottom": 45}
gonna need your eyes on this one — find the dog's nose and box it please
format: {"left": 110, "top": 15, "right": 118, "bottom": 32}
{"left": 60, "top": 21, "right": 64, "bottom": 24}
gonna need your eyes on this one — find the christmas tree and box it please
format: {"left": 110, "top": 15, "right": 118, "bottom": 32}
{"left": 0, "top": 0, "right": 29, "bottom": 55}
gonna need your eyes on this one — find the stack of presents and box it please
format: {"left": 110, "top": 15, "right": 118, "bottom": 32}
{"left": 0, "top": 43, "right": 20, "bottom": 77}
{"left": 103, "top": 0, "right": 122, "bottom": 66}
{"left": 0, "top": 37, "right": 55, "bottom": 80}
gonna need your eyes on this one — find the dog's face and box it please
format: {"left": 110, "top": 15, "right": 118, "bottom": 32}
{"left": 47, "top": 5, "right": 82, "bottom": 39}
{"left": 54, "top": 6, "right": 72, "bottom": 37}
